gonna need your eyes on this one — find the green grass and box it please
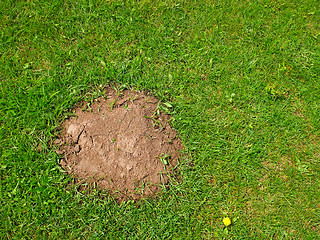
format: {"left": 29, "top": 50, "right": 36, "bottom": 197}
{"left": 1, "top": 0, "right": 320, "bottom": 239}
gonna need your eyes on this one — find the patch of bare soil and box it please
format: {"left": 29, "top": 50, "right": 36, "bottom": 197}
{"left": 56, "top": 87, "right": 183, "bottom": 200}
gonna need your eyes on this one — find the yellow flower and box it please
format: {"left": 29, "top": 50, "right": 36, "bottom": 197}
{"left": 223, "top": 217, "right": 232, "bottom": 227}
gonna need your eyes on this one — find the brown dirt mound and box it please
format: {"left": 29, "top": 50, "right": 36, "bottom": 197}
{"left": 56, "top": 87, "right": 183, "bottom": 200}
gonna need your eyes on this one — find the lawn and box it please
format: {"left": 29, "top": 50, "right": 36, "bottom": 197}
{"left": 1, "top": 0, "right": 320, "bottom": 239}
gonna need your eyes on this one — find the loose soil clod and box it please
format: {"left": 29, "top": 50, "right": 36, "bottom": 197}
{"left": 56, "top": 87, "right": 183, "bottom": 200}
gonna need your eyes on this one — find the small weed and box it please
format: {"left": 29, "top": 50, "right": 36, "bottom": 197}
{"left": 158, "top": 153, "right": 170, "bottom": 165}
{"left": 110, "top": 98, "right": 117, "bottom": 111}
{"left": 265, "top": 83, "right": 287, "bottom": 99}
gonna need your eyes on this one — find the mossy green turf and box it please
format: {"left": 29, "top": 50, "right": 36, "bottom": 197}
{"left": 1, "top": 0, "right": 320, "bottom": 239}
